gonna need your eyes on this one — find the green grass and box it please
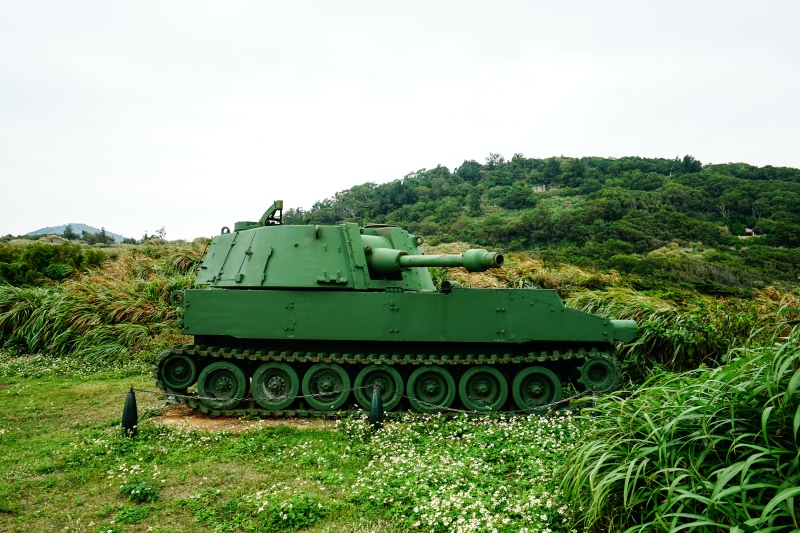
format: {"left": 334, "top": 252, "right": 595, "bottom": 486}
{"left": 0, "top": 354, "right": 584, "bottom": 533}
{"left": 2, "top": 242, "right": 799, "bottom": 532}
{"left": 559, "top": 326, "right": 800, "bottom": 532}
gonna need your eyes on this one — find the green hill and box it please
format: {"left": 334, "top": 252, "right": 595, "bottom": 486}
{"left": 286, "top": 155, "right": 800, "bottom": 292}
{"left": 27, "top": 223, "right": 125, "bottom": 243}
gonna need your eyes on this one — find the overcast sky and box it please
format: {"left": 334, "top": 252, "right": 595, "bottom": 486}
{"left": 1, "top": 1, "right": 799, "bottom": 240}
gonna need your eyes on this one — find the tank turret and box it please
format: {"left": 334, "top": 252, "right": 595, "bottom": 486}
{"left": 156, "top": 201, "right": 636, "bottom": 417}
{"left": 194, "top": 202, "right": 503, "bottom": 292}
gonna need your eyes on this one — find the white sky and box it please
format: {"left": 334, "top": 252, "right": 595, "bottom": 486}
{"left": 1, "top": 1, "right": 799, "bottom": 240}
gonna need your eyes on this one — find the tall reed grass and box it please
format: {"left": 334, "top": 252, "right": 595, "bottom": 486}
{"left": 570, "top": 287, "right": 799, "bottom": 370}
{"left": 0, "top": 246, "right": 200, "bottom": 362}
{"left": 560, "top": 325, "right": 800, "bottom": 532}
{"left": 430, "top": 247, "right": 798, "bottom": 371}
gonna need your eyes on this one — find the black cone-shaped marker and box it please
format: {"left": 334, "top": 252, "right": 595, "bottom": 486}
{"left": 369, "top": 383, "right": 384, "bottom": 431}
{"left": 122, "top": 387, "right": 138, "bottom": 438}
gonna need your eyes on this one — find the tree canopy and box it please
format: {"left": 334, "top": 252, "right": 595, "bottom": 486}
{"left": 286, "top": 155, "right": 800, "bottom": 290}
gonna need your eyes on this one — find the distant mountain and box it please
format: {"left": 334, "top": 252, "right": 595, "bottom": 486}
{"left": 27, "top": 224, "right": 125, "bottom": 243}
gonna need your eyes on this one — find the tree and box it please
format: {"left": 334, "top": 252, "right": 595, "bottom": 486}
{"left": 456, "top": 160, "right": 482, "bottom": 184}
{"left": 82, "top": 227, "right": 113, "bottom": 245}
{"left": 485, "top": 153, "right": 505, "bottom": 170}
{"left": 530, "top": 203, "right": 556, "bottom": 245}
{"left": 61, "top": 224, "right": 79, "bottom": 240}
{"left": 543, "top": 158, "right": 562, "bottom": 182}
{"left": 681, "top": 155, "right": 702, "bottom": 173}
{"left": 282, "top": 208, "right": 307, "bottom": 225}
{"left": 156, "top": 226, "right": 167, "bottom": 239}
{"left": 466, "top": 190, "right": 483, "bottom": 216}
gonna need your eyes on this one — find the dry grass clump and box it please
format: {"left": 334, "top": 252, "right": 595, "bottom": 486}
{"left": 0, "top": 245, "right": 200, "bottom": 361}
{"left": 424, "top": 243, "right": 618, "bottom": 294}
{"left": 425, "top": 244, "right": 800, "bottom": 371}
{"left": 570, "top": 287, "right": 799, "bottom": 370}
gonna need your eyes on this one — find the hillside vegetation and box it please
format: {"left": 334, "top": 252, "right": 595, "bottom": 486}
{"left": 1, "top": 155, "right": 799, "bottom": 532}
{"left": 287, "top": 155, "right": 800, "bottom": 293}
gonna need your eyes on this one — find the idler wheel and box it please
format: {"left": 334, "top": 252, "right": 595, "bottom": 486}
{"left": 302, "top": 363, "right": 351, "bottom": 410}
{"left": 512, "top": 366, "right": 562, "bottom": 414}
{"left": 252, "top": 362, "right": 299, "bottom": 410}
{"left": 406, "top": 366, "right": 455, "bottom": 413}
{"left": 160, "top": 354, "right": 197, "bottom": 392}
{"left": 354, "top": 365, "right": 403, "bottom": 411}
{"left": 197, "top": 361, "right": 247, "bottom": 409}
{"left": 459, "top": 366, "right": 508, "bottom": 412}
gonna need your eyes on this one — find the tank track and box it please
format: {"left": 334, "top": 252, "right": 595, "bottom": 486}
{"left": 154, "top": 344, "right": 621, "bottom": 418}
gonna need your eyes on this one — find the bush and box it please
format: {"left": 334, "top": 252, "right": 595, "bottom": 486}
{"left": 0, "top": 242, "right": 106, "bottom": 285}
{"left": 118, "top": 479, "right": 158, "bottom": 504}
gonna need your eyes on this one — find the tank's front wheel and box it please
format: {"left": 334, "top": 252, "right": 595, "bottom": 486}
{"left": 302, "top": 363, "right": 351, "bottom": 410}
{"left": 197, "top": 361, "right": 247, "bottom": 409}
{"left": 459, "top": 366, "right": 508, "bottom": 412}
{"left": 512, "top": 366, "right": 562, "bottom": 414}
{"left": 252, "top": 362, "right": 299, "bottom": 410}
{"left": 353, "top": 365, "right": 403, "bottom": 411}
{"left": 407, "top": 366, "right": 456, "bottom": 413}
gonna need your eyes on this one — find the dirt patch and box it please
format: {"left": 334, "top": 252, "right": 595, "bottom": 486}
{"left": 0, "top": 384, "right": 9, "bottom": 391}
{"left": 155, "top": 404, "right": 337, "bottom": 432}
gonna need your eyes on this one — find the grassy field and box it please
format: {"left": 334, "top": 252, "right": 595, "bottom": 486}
{"left": 1, "top": 244, "right": 798, "bottom": 532}
{"left": 0, "top": 355, "right": 583, "bottom": 533}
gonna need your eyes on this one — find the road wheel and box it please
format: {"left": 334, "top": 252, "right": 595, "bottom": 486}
{"left": 459, "top": 366, "right": 508, "bottom": 412}
{"left": 302, "top": 363, "right": 351, "bottom": 410}
{"left": 197, "top": 361, "right": 247, "bottom": 409}
{"left": 407, "top": 366, "right": 456, "bottom": 413}
{"left": 512, "top": 366, "right": 562, "bottom": 414}
{"left": 353, "top": 365, "right": 403, "bottom": 410}
{"left": 251, "top": 362, "right": 299, "bottom": 410}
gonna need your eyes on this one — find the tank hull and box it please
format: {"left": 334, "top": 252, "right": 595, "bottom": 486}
{"left": 179, "top": 287, "right": 620, "bottom": 345}
{"left": 155, "top": 287, "right": 630, "bottom": 416}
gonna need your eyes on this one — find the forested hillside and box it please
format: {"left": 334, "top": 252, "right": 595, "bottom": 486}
{"left": 286, "top": 155, "right": 800, "bottom": 292}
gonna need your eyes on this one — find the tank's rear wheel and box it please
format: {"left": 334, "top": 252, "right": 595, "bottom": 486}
{"left": 302, "top": 363, "right": 351, "bottom": 410}
{"left": 160, "top": 354, "right": 198, "bottom": 392}
{"left": 512, "top": 366, "right": 562, "bottom": 414}
{"left": 197, "top": 361, "right": 247, "bottom": 409}
{"left": 459, "top": 366, "right": 508, "bottom": 412}
{"left": 353, "top": 365, "right": 403, "bottom": 411}
{"left": 252, "top": 362, "right": 299, "bottom": 410}
{"left": 407, "top": 366, "right": 456, "bottom": 413}
{"left": 578, "top": 353, "right": 619, "bottom": 392}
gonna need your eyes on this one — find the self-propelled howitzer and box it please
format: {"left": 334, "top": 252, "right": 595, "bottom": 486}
{"left": 156, "top": 201, "right": 636, "bottom": 416}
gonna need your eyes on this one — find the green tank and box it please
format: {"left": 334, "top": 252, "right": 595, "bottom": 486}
{"left": 155, "top": 201, "right": 636, "bottom": 416}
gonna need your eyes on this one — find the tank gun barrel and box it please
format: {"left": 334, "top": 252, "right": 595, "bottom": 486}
{"left": 367, "top": 248, "right": 503, "bottom": 275}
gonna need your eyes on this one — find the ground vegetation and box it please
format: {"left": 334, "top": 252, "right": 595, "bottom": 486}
{"left": 1, "top": 156, "right": 799, "bottom": 531}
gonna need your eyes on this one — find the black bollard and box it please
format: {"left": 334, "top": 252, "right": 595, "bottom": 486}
{"left": 368, "top": 383, "right": 384, "bottom": 431}
{"left": 122, "top": 387, "right": 138, "bottom": 438}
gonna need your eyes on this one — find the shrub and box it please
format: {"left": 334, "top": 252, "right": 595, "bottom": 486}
{"left": 0, "top": 242, "right": 107, "bottom": 285}
{"left": 118, "top": 479, "right": 158, "bottom": 504}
